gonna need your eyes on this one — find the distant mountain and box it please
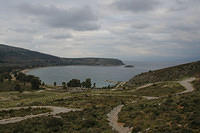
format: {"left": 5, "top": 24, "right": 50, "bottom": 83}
{"left": 0, "top": 44, "right": 124, "bottom": 67}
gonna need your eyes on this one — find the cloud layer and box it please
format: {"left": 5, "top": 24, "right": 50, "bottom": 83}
{"left": 18, "top": 3, "right": 100, "bottom": 31}
{"left": 113, "top": 0, "right": 160, "bottom": 12}
{"left": 0, "top": 0, "right": 200, "bottom": 61}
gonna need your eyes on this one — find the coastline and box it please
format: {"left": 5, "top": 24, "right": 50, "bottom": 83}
{"left": 20, "top": 64, "right": 124, "bottom": 74}
{"left": 20, "top": 67, "right": 42, "bottom": 74}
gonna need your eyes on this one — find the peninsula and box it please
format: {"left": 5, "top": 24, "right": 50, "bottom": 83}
{"left": 0, "top": 44, "right": 124, "bottom": 67}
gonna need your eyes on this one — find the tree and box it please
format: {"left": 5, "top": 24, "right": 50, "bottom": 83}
{"left": 54, "top": 82, "right": 57, "bottom": 86}
{"left": 108, "top": 85, "right": 111, "bottom": 89}
{"left": 85, "top": 78, "right": 92, "bottom": 88}
{"left": 93, "top": 83, "right": 96, "bottom": 88}
{"left": 14, "top": 84, "right": 23, "bottom": 93}
{"left": 26, "top": 75, "right": 35, "bottom": 82}
{"left": 67, "top": 79, "right": 81, "bottom": 87}
{"left": 81, "top": 78, "right": 92, "bottom": 88}
{"left": 16, "top": 73, "right": 26, "bottom": 82}
{"left": 13, "top": 72, "right": 18, "bottom": 78}
{"left": 3, "top": 73, "right": 11, "bottom": 82}
{"left": 31, "top": 78, "right": 41, "bottom": 90}
{"left": 8, "top": 75, "right": 12, "bottom": 82}
{"left": 81, "top": 81, "right": 86, "bottom": 88}
{"left": 42, "top": 82, "right": 45, "bottom": 86}
{"left": 62, "top": 82, "right": 66, "bottom": 89}
{"left": 0, "top": 76, "right": 3, "bottom": 83}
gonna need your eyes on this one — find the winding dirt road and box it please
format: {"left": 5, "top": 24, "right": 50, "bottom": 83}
{"left": 107, "top": 105, "right": 132, "bottom": 133}
{"left": 177, "top": 77, "right": 196, "bottom": 95}
{"left": 0, "top": 106, "right": 81, "bottom": 125}
{"left": 133, "top": 78, "right": 196, "bottom": 100}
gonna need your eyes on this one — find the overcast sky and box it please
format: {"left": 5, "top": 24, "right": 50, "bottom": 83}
{"left": 0, "top": 0, "right": 200, "bottom": 61}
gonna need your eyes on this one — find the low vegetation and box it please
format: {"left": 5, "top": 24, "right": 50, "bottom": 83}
{"left": 0, "top": 59, "right": 199, "bottom": 132}
{"left": 192, "top": 78, "right": 200, "bottom": 91}
{"left": 0, "top": 112, "right": 115, "bottom": 133}
{"left": 0, "top": 67, "right": 42, "bottom": 91}
{"left": 0, "top": 90, "right": 136, "bottom": 133}
{"left": 0, "top": 107, "right": 51, "bottom": 120}
{"left": 127, "top": 61, "right": 200, "bottom": 88}
{"left": 0, "top": 91, "right": 64, "bottom": 108}
{"left": 0, "top": 80, "right": 32, "bottom": 92}
{"left": 131, "top": 82, "right": 185, "bottom": 97}
{"left": 119, "top": 90, "right": 200, "bottom": 133}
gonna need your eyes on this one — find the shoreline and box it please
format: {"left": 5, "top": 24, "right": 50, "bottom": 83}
{"left": 20, "top": 64, "right": 125, "bottom": 74}
{"left": 20, "top": 67, "right": 43, "bottom": 74}
{"left": 20, "top": 69, "right": 31, "bottom": 74}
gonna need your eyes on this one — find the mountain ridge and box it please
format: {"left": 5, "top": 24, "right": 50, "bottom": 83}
{"left": 0, "top": 44, "right": 124, "bottom": 67}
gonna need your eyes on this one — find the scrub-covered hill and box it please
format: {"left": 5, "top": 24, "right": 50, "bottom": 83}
{"left": 0, "top": 44, "right": 124, "bottom": 67}
{"left": 127, "top": 60, "right": 200, "bottom": 88}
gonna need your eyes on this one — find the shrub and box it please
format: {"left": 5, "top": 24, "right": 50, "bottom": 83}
{"left": 67, "top": 79, "right": 81, "bottom": 87}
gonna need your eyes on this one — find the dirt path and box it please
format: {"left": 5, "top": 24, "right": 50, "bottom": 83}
{"left": 135, "top": 83, "right": 154, "bottom": 90}
{"left": 107, "top": 105, "right": 132, "bottom": 133}
{"left": 177, "top": 77, "right": 196, "bottom": 94}
{"left": 0, "top": 106, "right": 81, "bottom": 124}
{"left": 141, "top": 78, "right": 196, "bottom": 100}
{"left": 130, "top": 78, "right": 196, "bottom": 100}
{"left": 142, "top": 96, "right": 159, "bottom": 100}
{"left": 116, "top": 81, "right": 127, "bottom": 89}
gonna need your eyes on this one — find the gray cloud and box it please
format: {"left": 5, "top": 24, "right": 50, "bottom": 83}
{"left": 44, "top": 33, "right": 73, "bottom": 40}
{"left": 112, "top": 0, "right": 160, "bottom": 12}
{"left": 132, "top": 23, "right": 150, "bottom": 29}
{"left": 170, "top": 0, "right": 200, "bottom": 11}
{"left": 10, "top": 27, "right": 38, "bottom": 33}
{"left": 18, "top": 3, "right": 100, "bottom": 31}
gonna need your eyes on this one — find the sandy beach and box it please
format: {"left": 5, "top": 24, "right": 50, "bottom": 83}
{"left": 20, "top": 69, "right": 31, "bottom": 74}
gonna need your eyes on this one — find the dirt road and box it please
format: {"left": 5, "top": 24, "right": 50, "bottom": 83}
{"left": 0, "top": 106, "right": 81, "bottom": 124}
{"left": 107, "top": 105, "right": 132, "bottom": 133}
{"left": 177, "top": 77, "right": 196, "bottom": 94}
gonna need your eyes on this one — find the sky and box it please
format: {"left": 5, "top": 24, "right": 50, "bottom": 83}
{"left": 0, "top": 0, "right": 200, "bottom": 61}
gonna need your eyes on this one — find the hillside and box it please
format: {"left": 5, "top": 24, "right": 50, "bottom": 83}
{"left": 126, "top": 60, "right": 200, "bottom": 88}
{"left": 0, "top": 59, "right": 199, "bottom": 132}
{"left": 0, "top": 44, "right": 124, "bottom": 67}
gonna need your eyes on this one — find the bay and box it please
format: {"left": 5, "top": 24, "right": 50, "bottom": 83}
{"left": 27, "top": 61, "right": 182, "bottom": 87}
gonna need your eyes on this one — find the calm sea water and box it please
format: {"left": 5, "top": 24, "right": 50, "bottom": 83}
{"left": 27, "top": 61, "right": 182, "bottom": 87}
